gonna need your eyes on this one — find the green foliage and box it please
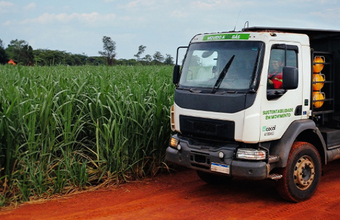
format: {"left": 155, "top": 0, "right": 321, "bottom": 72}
{"left": 0, "top": 39, "right": 7, "bottom": 64}
{"left": 0, "top": 37, "right": 174, "bottom": 66}
{"left": 34, "top": 49, "right": 89, "bottom": 66}
{"left": 143, "top": 54, "right": 153, "bottom": 62}
{"left": 5, "top": 39, "right": 34, "bottom": 65}
{"left": 0, "top": 65, "right": 174, "bottom": 206}
{"left": 164, "top": 54, "right": 174, "bottom": 65}
{"left": 153, "top": 51, "right": 164, "bottom": 63}
{"left": 98, "top": 36, "right": 116, "bottom": 66}
{"left": 134, "top": 45, "right": 146, "bottom": 61}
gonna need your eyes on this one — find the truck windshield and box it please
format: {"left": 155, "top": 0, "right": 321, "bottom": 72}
{"left": 179, "top": 41, "right": 264, "bottom": 91}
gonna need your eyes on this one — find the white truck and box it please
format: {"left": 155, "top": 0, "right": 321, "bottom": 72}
{"left": 166, "top": 26, "right": 340, "bottom": 202}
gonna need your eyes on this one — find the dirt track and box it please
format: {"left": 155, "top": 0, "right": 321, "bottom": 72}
{"left": 2, "top": 160, "right": 340, "bottom": 219}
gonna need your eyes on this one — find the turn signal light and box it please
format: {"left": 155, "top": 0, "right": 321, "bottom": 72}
{"left": 170, "top": 137, "right": 179, "bottom": 148}
{"left": 170, "top": 105, "right": 175, "bottom": 131}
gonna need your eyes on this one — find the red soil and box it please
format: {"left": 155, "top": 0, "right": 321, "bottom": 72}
{"left": 2, "top": 160, "right": 340, "bottom": 220}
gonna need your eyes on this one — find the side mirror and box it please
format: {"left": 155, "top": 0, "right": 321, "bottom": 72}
{"left": 173, "top": 64, "right": 180, "bottom": 84}
{"left": 282, "top": 66, "right": 298, "bottom": 90}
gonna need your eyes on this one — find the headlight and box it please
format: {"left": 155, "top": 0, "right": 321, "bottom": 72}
{"left": 236, "top": 148, "right": 266, "bottom": 160}
{"left": 170, "top": 137, "right": 179, "bottom": 149}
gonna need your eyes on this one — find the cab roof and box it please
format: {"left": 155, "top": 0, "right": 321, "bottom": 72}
{"left": 242, "top": 26, "right": 340, "bottom": 41}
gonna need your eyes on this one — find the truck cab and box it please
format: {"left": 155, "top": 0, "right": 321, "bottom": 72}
{"left": 166, "top": 27, "right": 340, "bottom": 202}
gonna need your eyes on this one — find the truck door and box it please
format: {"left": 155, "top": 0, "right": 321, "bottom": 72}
{"left": 260, "top": 43, "right": 302, "bottom": 141}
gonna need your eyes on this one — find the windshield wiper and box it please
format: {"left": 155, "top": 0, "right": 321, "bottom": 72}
{"left": 211, "top": 55, "right": 235, "bottom": 94}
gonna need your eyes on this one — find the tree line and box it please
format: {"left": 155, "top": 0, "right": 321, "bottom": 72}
{"left": 0, "top": 36, "right": 174, "bottom": 66}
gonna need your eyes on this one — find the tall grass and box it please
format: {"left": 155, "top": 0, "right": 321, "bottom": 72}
{"left": 0, "top": 65, "right": 174, "bottom": 206}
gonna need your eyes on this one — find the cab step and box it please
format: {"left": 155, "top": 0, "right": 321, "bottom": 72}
{"left": 269, "top": 173, "right": 283, "bottom": 180}
{"left": 268, "top": 155, "right": 280, "bottom": 163}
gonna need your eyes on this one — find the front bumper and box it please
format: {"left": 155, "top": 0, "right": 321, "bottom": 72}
{"left": 166, "top": 136, "right": 268, "bottom": 180}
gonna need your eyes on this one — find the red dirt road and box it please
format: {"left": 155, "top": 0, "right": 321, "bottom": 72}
{"left": 2, "top": 160, "right": 340, "bottom": 220}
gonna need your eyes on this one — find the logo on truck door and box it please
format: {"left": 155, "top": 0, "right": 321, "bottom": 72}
{"left": 262, "top": 125, "right": 276, "bottom": 136}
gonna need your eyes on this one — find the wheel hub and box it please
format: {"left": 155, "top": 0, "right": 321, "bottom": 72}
{"left": 293, "top": 155, "right": 315, "bottom": 190}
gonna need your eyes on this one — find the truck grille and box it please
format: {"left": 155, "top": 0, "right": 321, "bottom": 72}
{"left": 179, "top": 115, "right": 235, "bottom": 141}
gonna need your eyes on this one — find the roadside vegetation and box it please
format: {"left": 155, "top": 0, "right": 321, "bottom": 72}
{"left": 0, "top": 37, "right": 174, "bottom": 66}
{"left": 0, "top": 65, "right": 174, "bottom": 206}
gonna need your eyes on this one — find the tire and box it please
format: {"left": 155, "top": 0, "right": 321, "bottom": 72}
{"left": 196, "top": 170, "right": 232, "bottom": 185}
{"left": 276, "top": 141, "right": 321, "bottom": 202}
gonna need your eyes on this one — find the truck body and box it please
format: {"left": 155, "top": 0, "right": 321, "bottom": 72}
{"left": 166, "top": 26, "right": 340, "bottom": 202}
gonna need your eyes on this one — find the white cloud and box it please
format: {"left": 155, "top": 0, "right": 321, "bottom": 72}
{"left": 126, "top": 0, "right": 141, "bottom": 7}
{"left": 16, "top": 12, "right": 117, "bottom": 26}
{"left": 24, "top": 2, "right": 36, "bottom": 10}
{"left": 286, "top": 0, "right": 337, "bottom": 3}
{"left": 126, "top": 0, "right": 155, "bottom": 7}
{"left": 311, "top": 7, "right": 340, "bottom": 21}
{"left": 193, "top": 0, "right": 221, "bottom": 9}
{"left": 189, "top": 0, "right": 252, "bottom": 10}
{"left": 0, "top": 1, "right": 14, "bottom": 12}
{"left": 0, "top": 1, "right": 13, "bottom": 7}
{"left": 123, "top": 0, "right": 163, "bottom": 11}
{"left": 171, "top": 9, "right": 188, "bottom": 18}
{"left": 2, "top": 20, "right": 11, "bottom": 26}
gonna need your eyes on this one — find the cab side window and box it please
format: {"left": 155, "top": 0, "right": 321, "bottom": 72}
{"left": 267, "top": 45, "right": 298, "bottom": 99}
{"left": 268, "top": 49, "right": 285, "bottom": 89}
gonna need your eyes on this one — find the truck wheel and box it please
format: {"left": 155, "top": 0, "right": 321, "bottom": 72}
{"left": 196, "top": 170, "right": 232, "bottom": 184}
{"left": 276, "top": 141, "right": 321, "bottom": 202}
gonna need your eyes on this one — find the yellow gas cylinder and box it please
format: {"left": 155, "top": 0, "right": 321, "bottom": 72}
{"left": 313, "top": 56, "right": 324, "bottom": 73}
{"left": 313, "top": 91, "right": 325, "bottom": 108}
{"left": 312, "top": 73, "right": 325, "bottom": 90}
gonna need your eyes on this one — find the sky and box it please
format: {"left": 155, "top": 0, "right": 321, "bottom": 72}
{"left": 1, "top": 0, "right": 340, "bottom": 60}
